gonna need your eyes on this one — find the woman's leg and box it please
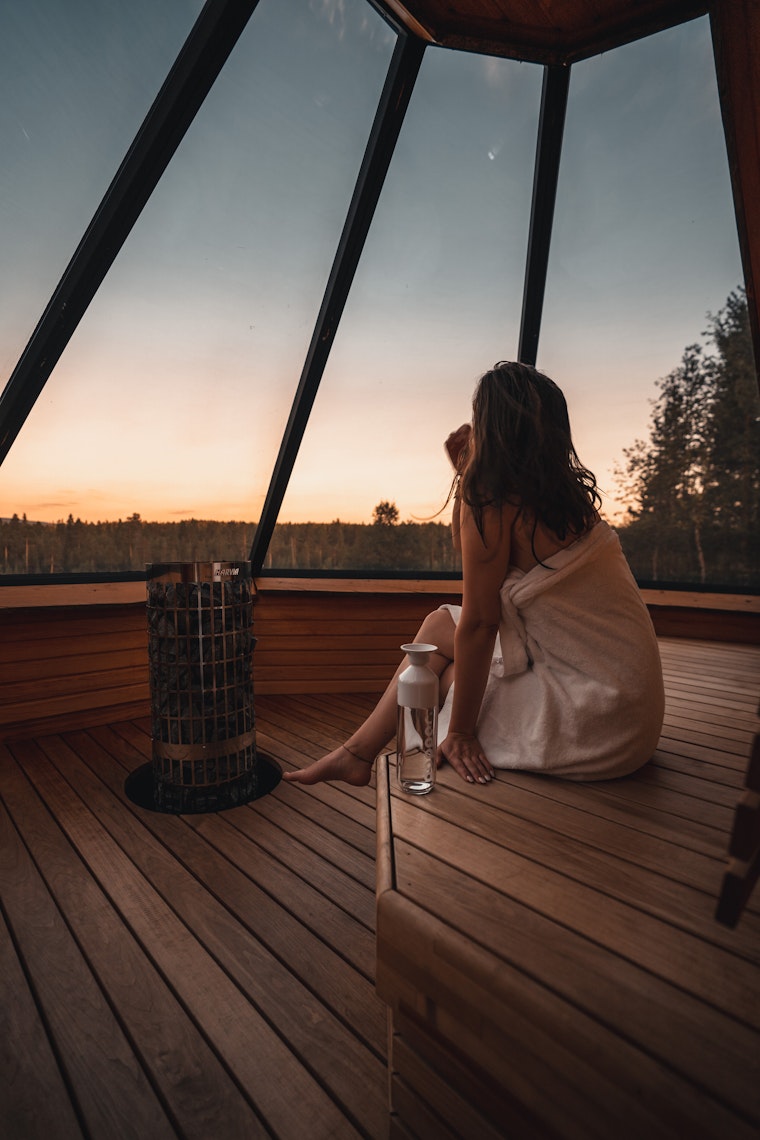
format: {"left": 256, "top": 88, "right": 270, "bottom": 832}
{"left": 283, "top": 608, "right": 456, "bottom": 786}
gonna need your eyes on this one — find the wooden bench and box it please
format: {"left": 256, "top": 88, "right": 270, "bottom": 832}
{"left": 375, "top": 637, "right": 760, "bottom": 1139}
{"left": 717, "top": 728, "right": 760, "bottom": 927}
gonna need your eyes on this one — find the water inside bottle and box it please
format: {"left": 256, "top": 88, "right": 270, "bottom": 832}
{"left": 397, "top": 705, "right": 436, "bottom": 795}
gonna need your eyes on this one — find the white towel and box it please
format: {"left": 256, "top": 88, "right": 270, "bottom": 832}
{"left": 437, "top": 521, "right": 665, "bottom": 779}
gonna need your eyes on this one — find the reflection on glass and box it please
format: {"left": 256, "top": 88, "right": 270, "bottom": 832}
{"left": 0, "top": 0, "right": 204, "bottom": 382}
{"left": 268, "top": 46, "right": 542, "bottom": 571}
{"left": 538, "top": 17, "right": 752, "bottom": 586}
{"left": 0, "top": 0, "right": 394, "bottom": 572}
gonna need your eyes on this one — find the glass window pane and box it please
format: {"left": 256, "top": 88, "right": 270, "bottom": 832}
{"left": 0, "top": 0, "right": 204, "bottom": 382}
{"left": 0, "top": 0, "right": 394, "bottom": 573}
{"left": 538, "top": 17, "right": 753, "bottom": 588}
{"left": 267, "top": 46, "right": 542, "bottom": 572}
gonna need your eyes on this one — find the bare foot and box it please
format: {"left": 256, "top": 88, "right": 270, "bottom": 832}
{"left": 282, "top": 744, "right": 374, "bottom": 787}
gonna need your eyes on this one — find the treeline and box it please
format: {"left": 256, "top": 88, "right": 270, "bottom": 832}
{"left": 3, "top": 505, "right": 756, "bottom": 586}
{"left": 269, "top": 520, "right": 460, "bottom": 573}
{"left": 615, "top": 288, "right": 759, "bottom": 589}
{"left": 0, "top": 514, "right": 461, "bottom": 575}
{"left": 0, "top": 515, "right": 254, "bottom": 575}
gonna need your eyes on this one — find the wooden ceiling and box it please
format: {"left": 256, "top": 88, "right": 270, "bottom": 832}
{"left": 375, "top": 0, "right": 710, "bottom": 64}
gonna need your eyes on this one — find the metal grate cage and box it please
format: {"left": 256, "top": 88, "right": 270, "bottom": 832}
{"left": 146, "top": 561, "right": 256, "bottom": 812}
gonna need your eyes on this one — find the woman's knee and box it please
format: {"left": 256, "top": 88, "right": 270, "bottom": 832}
{"left": 416, "top": 607, "right": 456, "bottom": 658}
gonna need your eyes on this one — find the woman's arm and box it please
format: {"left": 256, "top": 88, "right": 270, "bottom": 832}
{"left": 438, "top": 499, "right": 516, "bottom": 783}
{"left": 444, "top": 425, "right": 470, "bottom": 555}
{"left": 451, "top": 495, "right": 461, "bottom": 553}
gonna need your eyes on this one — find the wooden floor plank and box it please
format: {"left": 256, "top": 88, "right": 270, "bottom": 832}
{"left": 663, "top": 696, "right": 760, "bottom": 731}
{"left": 47, "top": 728, "right": 386, "bottom": 1139}
{"left": 0, "top": 794, "right": 175, "bottom": 1140}
{"left": 654, "top": 737, "right": 752, "bottom": 773}
{"left": 650, "top": 750, "right": 746, "bottom": 786}
{"left": 214, "top": 797, "right": 378, "bottom": 935}
{"left": 0, "top": 744, "right": 267, "bottom": 1140}
{"left": 248, "top": 795, "right": 376, "bottom": 891}
{"left": 658, "top": 674, "right": 758, "bottom": 708}
{"left": 576, "top": 768, "right": 737, "bottom": 824}
{"left": 402, "top": 769, "right": 757, "bottom": 945}
{"left": 100, "top": 721, "right": 380, "bottom": 952}
{"left": 415, "top": 770, "right": 728, "bottom": 893}
{"left": 0, "top": 898, "right": 85, "bottom": 1140}
{"left": 476, "top": 768, "right": 733, "bottom": 859}
{"left": 658, "top": 657, "right": 760, "bottom": 683}
{"left": 12, "top": 742, "right": 318, "bottom": 1137}
{"left": 109, "top": 713, "right": 381, "bottom": 854}
{"left": 662, "top": 712, "right": 755, "bottom": 748}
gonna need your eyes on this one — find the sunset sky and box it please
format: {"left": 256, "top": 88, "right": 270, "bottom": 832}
{"left": 0, "top": 0, "right": 744, "bottom": 527}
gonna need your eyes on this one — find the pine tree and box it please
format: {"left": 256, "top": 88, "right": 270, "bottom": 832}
{"left": 372, "top": 500, "right": 400, "bottom": 526}
{"left": 617, "top": 288, "right": 759, "bottom": 586}
{"left": 701, "top": 290, "right": 759, "bottom": 560}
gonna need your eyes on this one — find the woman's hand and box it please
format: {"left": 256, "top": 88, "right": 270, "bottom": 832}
{"left": 437, "top": 731, "right": 494, "bottom": 785}
{"left": 444, "top": 424, "right": 471, "bottom": 471}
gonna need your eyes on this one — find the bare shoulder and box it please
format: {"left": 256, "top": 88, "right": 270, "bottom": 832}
{"left": 510, "top": 512, "right": 589, "bottom": 572}
{"left": 460, "top": 500, "right": 519, "bottom": 561}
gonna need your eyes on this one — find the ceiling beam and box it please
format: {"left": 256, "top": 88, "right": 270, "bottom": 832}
{"left": 518, "top": 65, "right": 570, "bottom": 368}
{"left": 372, "top": 2, "right": 709, "bottom": 65}
{"left": 249, "top": 33, "right": 426, "bottom": 575}
{"left": 710, "top": 0, "right": 760, "bottom": 381}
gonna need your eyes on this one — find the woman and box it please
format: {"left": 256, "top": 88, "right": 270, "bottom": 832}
{"left": 284, "top": 361, "right": 664, "bottom": 788}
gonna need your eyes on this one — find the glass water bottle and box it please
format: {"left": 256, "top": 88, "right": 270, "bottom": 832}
{"left": 396, "top": 643, "right": 438, "bottom": 795}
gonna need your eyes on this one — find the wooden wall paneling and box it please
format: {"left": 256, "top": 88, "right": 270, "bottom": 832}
{"left": 252, "top": 590, "right": 461, "bottom": 695}
{"left": 0, "top": 605, "right": 150, "bottom": 740}
{"left": 647, "top": 606, "right": 760, "bottom": 644}
{"left": 1, "top": 586, "right": 758, "bottom": 738}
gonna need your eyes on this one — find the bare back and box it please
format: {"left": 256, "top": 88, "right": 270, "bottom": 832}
{"left": 509, "top": 510, "right": 597, "bottom": 573}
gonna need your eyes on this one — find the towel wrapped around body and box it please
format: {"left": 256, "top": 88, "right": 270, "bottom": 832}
{"left": 437, "top": 520, "right": 665, "bottom": 779}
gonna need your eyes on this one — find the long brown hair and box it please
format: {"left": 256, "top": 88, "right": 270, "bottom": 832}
{"left": 456, "top": 361, "right": 600, "bottom": 543}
